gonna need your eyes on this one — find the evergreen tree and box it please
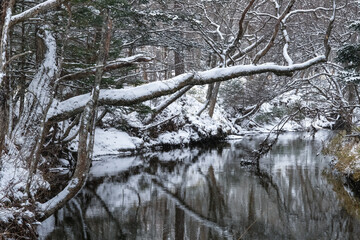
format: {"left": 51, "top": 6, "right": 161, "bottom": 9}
{"left": 334, "top": 13, "right": 360, "bottom": 132}
{"left": 337, "top": 19, "right": 360, "bottom": 82}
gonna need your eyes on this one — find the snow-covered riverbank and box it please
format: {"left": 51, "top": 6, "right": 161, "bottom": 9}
{"left": 90, "top": 88, "right": 336, "bottom": 157}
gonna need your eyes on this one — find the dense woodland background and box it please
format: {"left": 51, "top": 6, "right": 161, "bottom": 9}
{"left": 1, "top": 0, "right": 360, "bottom": 238}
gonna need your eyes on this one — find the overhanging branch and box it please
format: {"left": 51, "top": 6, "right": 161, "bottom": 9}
{"left": 48, "top": 55, "right": 326, "bottom": 123}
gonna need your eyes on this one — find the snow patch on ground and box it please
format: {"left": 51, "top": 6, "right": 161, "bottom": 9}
{"left": 93, "top": 93, "right": 236, "bottom": 154}
{"left": 0, "top": 155, "right": 49, "bottom": 203}
{"left": 93, "top": 128, "right": 136, "bottom": 156}
{"left": 157, "top": 130, "right": 190, "bottom": 145}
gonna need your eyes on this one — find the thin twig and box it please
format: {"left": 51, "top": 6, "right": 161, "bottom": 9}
{"left": 238, "top": 219, "right": 257, "bottom": 240}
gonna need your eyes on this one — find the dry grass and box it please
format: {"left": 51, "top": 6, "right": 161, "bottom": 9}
{"left": 323, "top": 131, "right": 360, "bottom": 181}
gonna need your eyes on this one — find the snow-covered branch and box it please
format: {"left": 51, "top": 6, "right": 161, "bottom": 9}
{"left": 57, "top": 54, "right": 152, "bottom": 82}
{"left": 202, "top": 7, "right": 224, "bottom": 40}
{"left": 282, "top": 27, "right": 292, "bottom": 65}
{"left": 283, "top": 3, "right": 346, "bottom": 23}
{"left": 48, "top": 55, "right": 326, "bottom": 122}
{"left": 272, "top": 0, "right": 293, "bottom": 66}
{"left": 10, "top": 0, "right": 62, "bottom": 27}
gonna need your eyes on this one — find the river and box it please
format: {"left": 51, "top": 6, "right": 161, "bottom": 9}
{"left": 38, "top": 131, "right": 360, "bottom": 239}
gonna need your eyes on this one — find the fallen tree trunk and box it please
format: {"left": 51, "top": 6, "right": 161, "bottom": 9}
{"left": 48, "top": 55, "right": 327, "bottom": 123}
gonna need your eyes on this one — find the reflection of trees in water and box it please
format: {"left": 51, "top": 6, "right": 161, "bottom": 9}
{"left": 85, "top": 186, "right": 128, "bottom": 239}
{"left": 151, "top": 177, "right": 233, "bottom": 239}
{"left": 322, "top": 171, "right": 360, "bottom": 239}
{"left": 236, "top": 140, "right": 360, "bottom": 240}
{"left": 41, "top": 133, "right": 360, "bottom": 240}
{"left": 48, "top": 199, "right": 88, "bottom": 240}
{"left": 197, "top": 165, "right": 229, "bottom": 239}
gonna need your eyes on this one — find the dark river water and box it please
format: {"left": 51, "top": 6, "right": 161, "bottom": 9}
{"left": 38, "top": 131, "right": 360, "bottom": 240}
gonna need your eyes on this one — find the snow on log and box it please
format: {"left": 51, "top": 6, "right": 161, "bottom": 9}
{"left": 47, "top": 55, "right": 326, "bottom": 122}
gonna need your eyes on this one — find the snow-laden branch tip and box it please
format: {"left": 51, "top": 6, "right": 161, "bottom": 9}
{"left": 37, "top": 177, "right": 80, "bottom": 219}
{"left": 283, "top": 3, "right": 345, "bottom": 23}
{"left": 203, "top": 8, "right": 224, "bottom": 40}
{"left": 47, "top": 55, "right": 326, "bottom": 123}
{"left": 282, "top": 28, "right": 293, "bottom": 65}
{"left": 273, "top": 0, "right": 293, "bottom": 66}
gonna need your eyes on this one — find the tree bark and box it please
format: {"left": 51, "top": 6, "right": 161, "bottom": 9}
{"left": 9, "top": 26, "right": 57, "bottom": 164}
{"left": 0, "top": 89, "right": 8, "bottom": 158}
{"left": 0, "top": 0, "right": 15, "bottom": 86}
{"left": 174, "top": 49, "right": 185, "bottom": 76}
{"left": 208, "top": 82, "right": 220, "bottom": 118}
{"left": 206, "top": 54, "right": 219, "bottom": 118}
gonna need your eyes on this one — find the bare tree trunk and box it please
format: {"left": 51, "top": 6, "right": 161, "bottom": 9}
{"left": 198, "top": 54, "right": 218, "bottom": 117}
{"left": 18, "top": 1, "right": 27, "bottom": 117}
{"left": 38, "top": 12, "right": 112, "bottom": 220}
{"left": 175, "top": 205, "right": 185, "bottom": 240}
{"left": 0, "top": 89, "right": 7, "bottom": 157}
{"left": 0, "top": 0, "right": 15, "bottom": 85}
{"left": 174, "top": 49, "right": 184, "bottom": 76}
{"left": 204, "top": 53, "right": 220, "bottom": 118}
{"left": 207, "top": 54, "right": 219, "bottom": 118}
{"left": 347, "top": 83, "right": 357, "bottom": 105}
{"left": 208, "top": 82, "right": 221, "bottom": 118}
{"left": 0, "top": 0, "right": 13, "bottom": 157}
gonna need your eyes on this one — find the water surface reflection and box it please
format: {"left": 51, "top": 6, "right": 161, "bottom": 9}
{"left": 38, "top": 131, "right": 360, "bottom": 240}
